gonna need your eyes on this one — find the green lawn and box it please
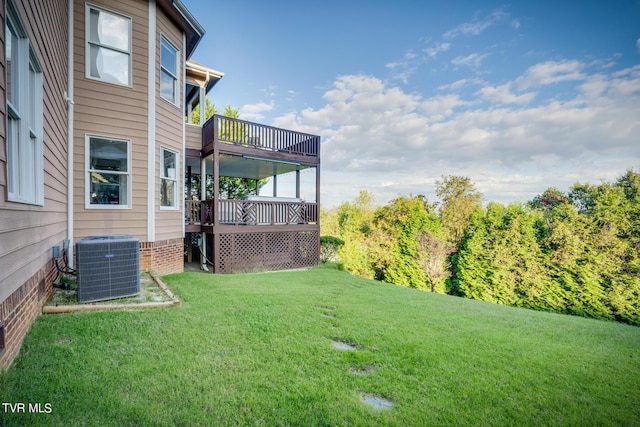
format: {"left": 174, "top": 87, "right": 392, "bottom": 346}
{"left": 1, "top": 264, "right": 639, "bottom": 426}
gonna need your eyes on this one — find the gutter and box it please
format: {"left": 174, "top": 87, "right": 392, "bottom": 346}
{"left": 172, "top": 0, "right": 205, "bottom": 36}
{"left": 172, "top": 0, "right": 205, "bottom": 56}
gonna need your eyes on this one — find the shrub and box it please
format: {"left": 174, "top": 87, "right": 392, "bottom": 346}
{"left": 320, "top": 235, "right": 345, "bottom": 263}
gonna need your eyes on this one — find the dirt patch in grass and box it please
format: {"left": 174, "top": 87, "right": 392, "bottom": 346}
{"left": 360, "top": 393, "right": 393, "bottom": 410}
{"left": 331, "top": 340, "right": 358, "bottom": 351}
{"left": 350, "top": 365, "right": 376, "bottom": 376}
{"left": 44, "top": 273, "right": 178, "bottom": 312}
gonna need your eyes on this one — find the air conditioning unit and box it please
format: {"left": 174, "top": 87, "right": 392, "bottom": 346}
{"left": 76, "top": 235, "right": 140, "bottom": 303}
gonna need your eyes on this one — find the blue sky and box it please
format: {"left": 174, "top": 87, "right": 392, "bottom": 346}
{"left": 183, "top": 0, "right": 640, "bottom": 208}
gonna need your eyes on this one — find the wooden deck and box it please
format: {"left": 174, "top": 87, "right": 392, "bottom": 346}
{"left": 185, "top": 114, "right": 321, "bottom": 273}
{"left": 185, "top": 199, "right": 318, "bottom": 231}
{"left": 202, "top": 114, "right": 320, "bottom": 158}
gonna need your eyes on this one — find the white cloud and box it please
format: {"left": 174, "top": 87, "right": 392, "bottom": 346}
{"left": 386, "top": 7, "right": 516, "bottom": 84}
{"left": 637, "top": 38, "right": 640, "bottom": 52}
{"left": 437, "top": 78, "right": 485, "bottom": 91}
{"left": 517, "top": 60, "right": 586, "bottom": 90}
{"left": 386, "top": 49, "right": 420, "bottom": 83}
{"left": 386, "top": 49, "right": 417, "bottom": 70}
{"left": 274, "top": 64, "right": 640, "bottom": 208}
{"left": 451, "top": 53, "right": 488, "bottom": 69}
{"left": 420, "top": 94, "right": 470, "bottom": 120}
{"left": 259, "top": 85, "right": 278, "bottom": 98}
{"left": 476, "top": 83, "right": 536, "bottom": 104}
{"left": 285, "top": 90, "right": 297, "bottom": 102}
{"left": 239, "top": 102, "right": 274, "bottom": 121}
{"left": 425, "top": 42, "right": 451, "bottom": 58}
{"left": 444, "top": 9, "right": 509, "bottom": 39}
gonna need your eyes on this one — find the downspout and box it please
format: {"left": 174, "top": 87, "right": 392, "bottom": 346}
{"left": 66, "top": 0, "right": 74, "bottom": 262}
{"left": 181, "top": 32, "right": 186, "bottom": 240}
{"left": 147, "top": 0, "right": 157, "bottom": 243}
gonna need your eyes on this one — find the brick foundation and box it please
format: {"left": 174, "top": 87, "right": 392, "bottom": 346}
{"left": 0, "top": 259, "right": 55, "bottom": 371}
{"left": 139, "top": 238, "right": 184, "bottom": 276}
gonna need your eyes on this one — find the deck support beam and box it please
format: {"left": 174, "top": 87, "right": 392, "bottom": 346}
{"left": 200, "top": 156, "right": 208, "bottom": 270}
{"left": 273, "top": 174, "right": 277, "bottom": 197}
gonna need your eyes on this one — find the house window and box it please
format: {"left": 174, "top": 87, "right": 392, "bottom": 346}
{"left": 6, "top": 1, "right": 44, "bottom": 205}
{"left": 160, "top": 148, "right": 178, "bottom": 208}
{"left": 160, "top": 37, "right": 179, "bottom": 105}
{"left": 86, "top": 4, "right": 131, "bottom": 86}
{"left": 87, "top": 136, "right": 130, "bottom": 208}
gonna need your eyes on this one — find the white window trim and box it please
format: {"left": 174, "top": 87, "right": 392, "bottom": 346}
{"left": 159, "top": 35, "right": 180, "bottom": 107}
{"left": 160, "top": 147, "right": 179, "bottom": 210}
{"left": 6, "top": 1, "right": 44, "bottom": 206}
{"left": 85, "top": 3, "right": 132, "bottom": 87}
{"left": 85, "top": 134, "right": 132, "bottom": 209}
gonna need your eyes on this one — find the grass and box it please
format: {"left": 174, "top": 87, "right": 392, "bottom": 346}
{"left": 1, "top": 264, "right": 639, "bottom": 426}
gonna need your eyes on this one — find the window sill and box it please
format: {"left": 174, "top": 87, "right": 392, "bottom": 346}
{"left": 7, "top": 195, "right": 44, "bottom": 207}
{"left": 160, "top": 95, "right": 181, "bottom": 109}
{"left": 85, "top": 204, "right": 132, "bottom": 210}
{"left": 84, "top": 74, "right": 133, "bottom": 89}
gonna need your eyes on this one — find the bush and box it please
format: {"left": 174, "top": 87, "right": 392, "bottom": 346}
{"left": 320, "top": 235, "right": 345, "bottom": 263}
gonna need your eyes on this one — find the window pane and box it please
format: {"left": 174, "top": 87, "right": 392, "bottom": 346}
{"left": 89, "top": 8, "right": 129, "bottom": 51}
{"left": 161, "top": 179, "right": 175, "bottom": 207}
{"left": 90, "top": 172, "right": 127, "bottom": 205}
{"left": 89, "top": 45, "right": 129, "bottom": 85}
{"left": 7, "top": 117, "right": 19, "bottom": 194}
{"left": 25, "top": 136, "right": 36, "bottom": 198}
{"left": 160, "top": 70, "right": 176, "bottom": 103}
{"left": 161, "top": 39, "right": 177, "bottom": 75}
{"left": 162, "top": 150, "right": 177, "bottom": 178}
{"left": 90, "top": 138, "right": 128, "bottom": 172}
{"left": 6, "top": 24, "right": 18, "bottom": 106}
{"left": 88, "top": 9, "right": 100, "bottom": 45}
{"left": 29, "top": 63, "right": 36, "bottom": 127}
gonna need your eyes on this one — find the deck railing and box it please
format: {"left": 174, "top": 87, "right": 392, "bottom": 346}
{"left": 203, "top": 114, "right": 319, "bottom": 157}
{"left": 185, "top": 200, "right": 200, "bottom": 225}
{"left": 185, "top": 199, "right": 318, "bottom": 226}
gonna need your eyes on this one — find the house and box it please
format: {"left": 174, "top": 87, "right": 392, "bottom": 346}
{"left": 0, "top": 0, "right": 320, "bottom": 370}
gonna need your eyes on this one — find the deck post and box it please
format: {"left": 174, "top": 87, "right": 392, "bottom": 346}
{"left": 273, "top": 174, "right": 277, "bottom": 197}
{"left": 213, "top": 154, "right": 220, "bottom": 227}
{"left": 213, "top": 233, "right": 220, "bottom": 273}
{"left": 199, "top": 86, "right": 206, "bottom": 125}
{"left": 187, "top": 166, "right": 192, "bottom": 200}
{"left": 200, "top": 157, "right": 208, "bottom": 271}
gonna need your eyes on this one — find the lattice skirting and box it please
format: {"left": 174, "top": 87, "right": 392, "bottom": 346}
{"left": 217, "top": 230, "right": 319, "bottom": 273}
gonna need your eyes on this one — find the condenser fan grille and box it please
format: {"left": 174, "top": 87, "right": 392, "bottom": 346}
{"left": 76, "top": 235, "right": 140, "bottom": 303}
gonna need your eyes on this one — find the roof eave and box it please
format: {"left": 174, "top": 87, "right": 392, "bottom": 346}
{"left": 157, "top": 0, "right": 205, "bottom": 58}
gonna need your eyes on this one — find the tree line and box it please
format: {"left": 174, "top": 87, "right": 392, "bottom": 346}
{"left": 321, "top": 170, "right": 640, "bottom": 325}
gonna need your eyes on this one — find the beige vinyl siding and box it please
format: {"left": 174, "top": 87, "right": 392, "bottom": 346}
{"left": 72, "top": 0, "right": 149, "bottom": 242}
{"left": 154, "top": 9, "right": 184, "bottom": 242}
{"left": 0, "top": 0, "right": 68, "bottom": 303}
{"left": 185, "top": 123, "right": 201, "bottom": 151}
